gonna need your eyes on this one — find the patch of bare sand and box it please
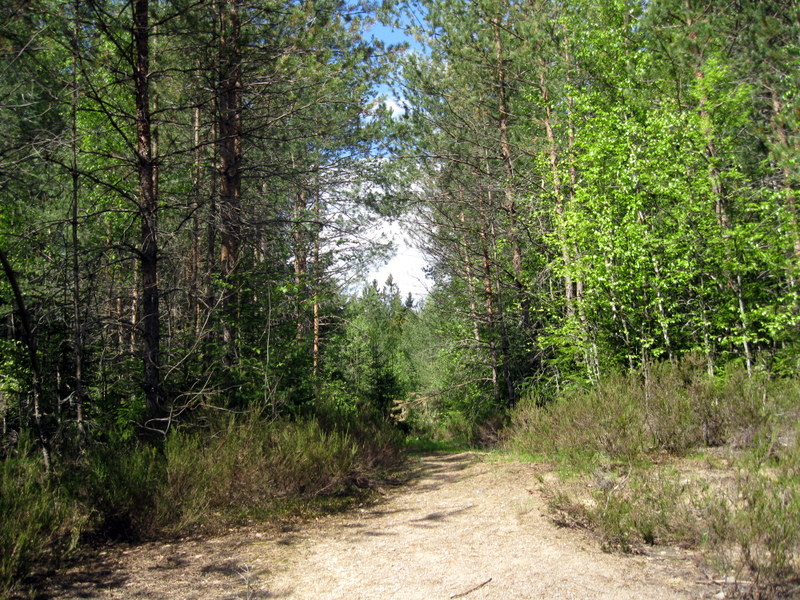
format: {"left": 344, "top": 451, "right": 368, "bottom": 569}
{"left": 42, "top": 453, "right": 715, "bottom": 599}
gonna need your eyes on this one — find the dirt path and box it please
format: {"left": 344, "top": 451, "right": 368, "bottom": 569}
{"left": 43, "top": 453, "right": 713, "bottom": 599}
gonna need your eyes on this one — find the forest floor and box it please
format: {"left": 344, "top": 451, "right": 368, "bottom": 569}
{"left": 40, "top": 452, "right": 722, "bottom": 600}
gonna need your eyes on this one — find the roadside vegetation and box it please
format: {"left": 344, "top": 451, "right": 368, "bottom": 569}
{"left": 507, "top": 357, "right": 800, "bottom": 597}
{"left": 1, "top": 411, "right": 403, "bottom": 597}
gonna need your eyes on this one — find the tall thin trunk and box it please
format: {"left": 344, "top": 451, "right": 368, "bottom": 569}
{"left": 539, "top": 44, "right": 596, "bottom": 379}
{"left": 699, "top": 86, "right": 751, "bottom": 372}
{"left": 688, "top": 12, "right": 750, "bottom": 373}
{"left": 133, "top": 0, "right": 163, "bottom": 413}
{"left": 70, "top": 1, "right": 85, "bottom": 439}
{"left": 491, "top": 19, "right": 522, "bottom": 284}
{"left": 480, "top": 145, "right": 517, "bottom": 405}
{"left": 635, "top": 205, "right": 675, "bottom": 365}
{"left": 130, "top": 264, "right": 140, "bottom": 356}
{"left": 205, "top": 115, "right": 218, "bottom": 358}
{"left": 605, "top": 257, "right": 633, "bottom": 372}
{"left": 294, "top": 188, "right": 308, "bottom": 338}
{"left": 540, "top": 73, "right": 574, "bottom": 317}
{"left": 0, "top": 248, "right": 50, "bottom": 470}
{"left": 191, "top": 103, "right": 202, "bottom": 337}
{"left": 651, "top": 257, "right": 674, "bottom": 363}
{"left": 312, "top": 191, "right": 321, "bottom": 379}
{"left": 736, "top": 274, "right": 753, "bottom": 376}
{"left": 476, "top": 206, "right": 500, "bottom": 402}
{"left": 699, "top": 294, "right": 715, "bottom": 376}
{"left": 459, "top": 210, "right": 482, "bottom": 347}
{"left": 218, "top": 0, "right": 243, "bottom": 365}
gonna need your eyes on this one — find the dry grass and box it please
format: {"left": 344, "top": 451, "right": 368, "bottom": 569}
{"left": 1, "top": 414, "right": 404, "bottom": 598}
{"left": 508, "top": 358, "right": 800, "bottom": 597}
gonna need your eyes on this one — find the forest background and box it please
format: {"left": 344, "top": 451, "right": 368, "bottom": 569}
{"left": 1, "top": 0, "right": 799, "bottom": 596}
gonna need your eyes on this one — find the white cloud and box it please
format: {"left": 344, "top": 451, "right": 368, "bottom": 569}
{"left": 383, "top": 97, "right": 406, "bottom": 118}
{"left": 367, "top": 219, "right": 431, "bottom": 301}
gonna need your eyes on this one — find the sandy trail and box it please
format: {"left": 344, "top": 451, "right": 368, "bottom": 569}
{"left": 43, "top": 453, "right": 712, "bottom": 599}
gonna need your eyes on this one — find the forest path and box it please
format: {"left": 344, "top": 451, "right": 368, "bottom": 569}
{"left": 44, "top": 453, "right": 713, "bottom": 599}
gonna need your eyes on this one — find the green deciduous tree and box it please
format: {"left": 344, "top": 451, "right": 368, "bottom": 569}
{"left": 391, "top": 0, "right": 800, "bottom": 411}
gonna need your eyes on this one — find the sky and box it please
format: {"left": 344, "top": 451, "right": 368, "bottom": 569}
{"left": 359, "top": 15, "right": 432, "bottom": 302}
{"left": 368, "top": 219, "right": 432, "bottom": 301}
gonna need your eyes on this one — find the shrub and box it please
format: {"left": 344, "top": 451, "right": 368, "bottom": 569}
{"left": 265, "top": 420, "right": 358, "bottom": 496}
{"left": 1, "top": 405, "right": 404, "bottom": 598}
{"left": 703, "top": 433, "right": 800, "bottom": 589}
{"left": 81, "top": 440, "right": 165, "bottom": 539}
{"left": 512, "top": 358, "right": 800, "bottom": 593}
{"left": 153, "top": 415, "right": 402, "bottom": 532}
{"left": 0, "top": 454, "right": 85, "bottom": 594}
{"left": 509, "top": 373, "right": 649, "bottom": 465}
{"left": 591, "top": 469, "right": 700, "bottom": 551}
{"left": 508, "top": 357, "right": 797, "bottom": 466}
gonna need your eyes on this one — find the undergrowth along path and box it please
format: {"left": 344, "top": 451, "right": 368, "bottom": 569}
{"left": 44, "top": 452, "right": 712, "bottom": 599}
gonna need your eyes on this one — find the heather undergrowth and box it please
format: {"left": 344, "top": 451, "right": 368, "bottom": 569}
{"left": 508, "top": 358, "right": 800, "bottom": 596}
{"left": 0, "top": 450, "right": 85, "bottom": 594}
{"left": 1, "top": 413, "right": 403, "bottom": 598}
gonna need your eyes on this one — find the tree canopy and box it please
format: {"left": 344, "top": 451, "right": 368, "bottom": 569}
{"left": 0, "top": 0, "right": 798, "bottom": 513}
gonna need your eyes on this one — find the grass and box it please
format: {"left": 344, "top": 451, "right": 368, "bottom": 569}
{"left": 507, "top": 357, "right": 800, "bottom": 596}
{"left": 0, "top": 451, "right": 86, "bottom": 595}
{"left": 403, "top": 435, "right": 475, "bottom": 454}
{"left": 1, "top": 413, "right": 405, "bottom": 598}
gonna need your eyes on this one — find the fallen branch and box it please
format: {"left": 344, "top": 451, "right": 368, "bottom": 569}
{"left": 695, "top": 578, "right": 754, "bottom": 586}
{"left": 450, "top": 578, "right": 492, "bottom": 599}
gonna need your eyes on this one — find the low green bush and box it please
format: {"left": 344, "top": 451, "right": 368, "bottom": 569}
{"left": 508, "top": 357, "right": 797, "bottom": 465}
{"left": 592, "top": 469, "right": 700, "bottom": 551}
{"left": 2, "top": 410, "right": 405, "bottom": 597}
{"left": 704, "top": 433, "right": 800, "bottom": 588}
{"left": 81, "top": 440, "right": 165, "bottom": 538}
{"left": 153, "top": 416, "right": 402, "bottom": 532}
{"left": 511, "top": 357, "right": 800, "bottom": 594}
{"left": 0, "top": 453, "right": 85, "bottom": 594}
{"left": 509, "top": 372, "right": 649, "bottom": 465}
{"left": 266, "top": 420, "right": 359, "bottom": 496}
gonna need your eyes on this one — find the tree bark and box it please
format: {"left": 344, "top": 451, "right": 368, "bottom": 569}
{"left": 133, "top": 0, "right": 163, "bottom": 414}
{"left": 0, "top": 247, "right": 50, "bottom": 470}
{"left": 312, "top": 191, "right": 322, "bottom": 379}
{"left": 294, "top": 188, "right": 308, "bottom": 339}
{"left": 218, "top": 0, "right": 243, "bottom": 365}
{"left": 70, "top": 0, "right": 86, "bottom": 439}
{"left": 491, "top": 18, "right": 522, "bottom": 284}
{"left": 459, "top": 209, "right": 482, "bottom": 348}
{"left": 476, "top": 206, "right": 500, "bottom": 402}
{"left": 191, "top": 103, "right": 202, "bottom": 337}
{"left": 540, "top": 74, "right": 574, "bottom": 316}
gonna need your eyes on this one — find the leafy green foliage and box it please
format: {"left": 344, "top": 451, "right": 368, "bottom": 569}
{"left": 395, "top": 0, "right": 800, "bottom": 403}
{"left": 331, "top": 280, "right": 413, "bottom": 419}
{"left": 2, "top": 0, "right": 800, "bottom": 594}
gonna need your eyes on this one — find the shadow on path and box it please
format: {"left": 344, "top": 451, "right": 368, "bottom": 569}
{"left": 28, "top": 553, "right": 130, "bottom": 600}
{"left": 32, "top": 452, "right": 483, "bottom": 600}
{"left": 401, "top": 452, "right": 482, "bottom": 493}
